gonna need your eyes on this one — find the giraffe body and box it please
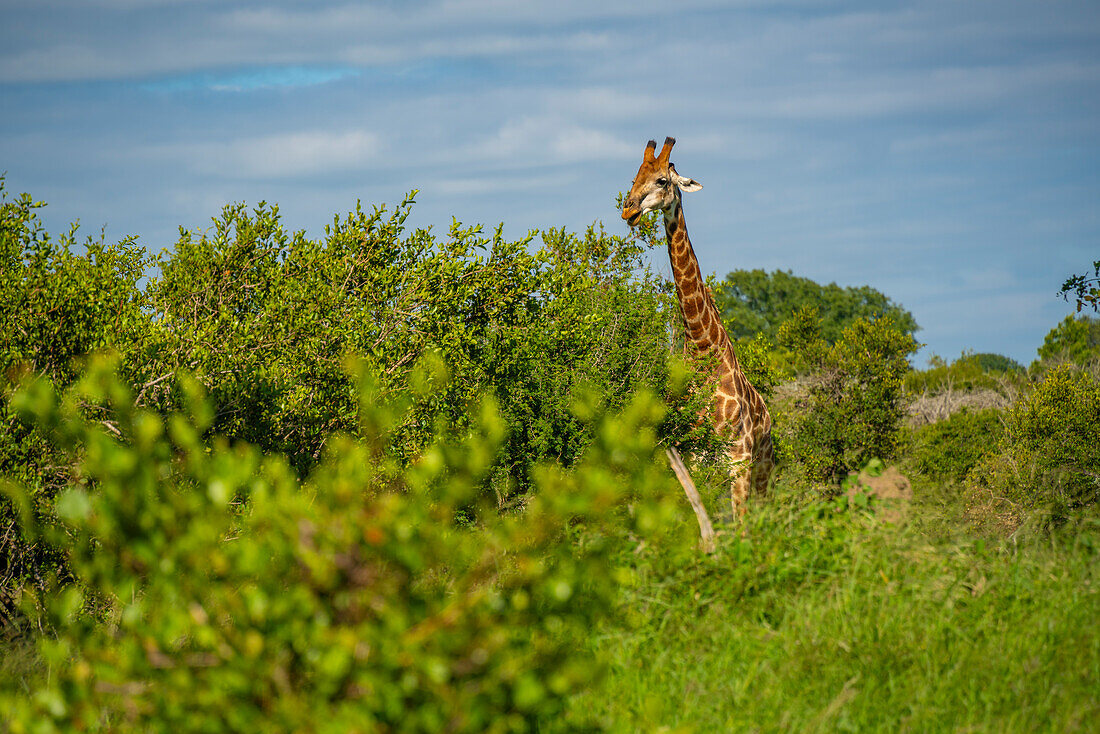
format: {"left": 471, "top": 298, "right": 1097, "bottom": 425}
{"left": 622, "top": 137, "right": 774, "bottom": 516}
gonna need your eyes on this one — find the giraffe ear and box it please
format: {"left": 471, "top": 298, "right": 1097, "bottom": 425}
{"left": 669, "top": 164, "right": 702, "bottom": 192}
{"left": 673, "top": 173, "right": 702, "bottom": 193}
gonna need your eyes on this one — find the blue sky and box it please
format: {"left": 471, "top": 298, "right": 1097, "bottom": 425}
{"left": 2, "top": 0, "right": 1098, "bottom": 365}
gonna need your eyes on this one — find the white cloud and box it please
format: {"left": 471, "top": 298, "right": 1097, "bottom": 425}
{"left": 718, "top": 62, "right": 1100, "bottom": 121}
{"left": 161, "top": 130, "right": 381, "bottom": 179}
{"left": 466, "top": 117, "right": 634, "bottom": 163}
{"left": 433, "top": 172, "right": 575, "bottom": 196}
{"left": 539, "top": 88, "right": 658, "bottom": 120}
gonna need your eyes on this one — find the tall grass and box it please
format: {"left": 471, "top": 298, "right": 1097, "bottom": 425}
{"left": 574, "top": 480, "right": 1100, "bottom": 731}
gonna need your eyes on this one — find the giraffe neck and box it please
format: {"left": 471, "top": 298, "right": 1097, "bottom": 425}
{"left": 664, "top": 202, "right": 740, "bottom": 369}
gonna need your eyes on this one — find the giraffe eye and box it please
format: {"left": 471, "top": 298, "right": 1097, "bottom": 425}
{"left": 656, "top": 177, "right": 669, "bottom": 187}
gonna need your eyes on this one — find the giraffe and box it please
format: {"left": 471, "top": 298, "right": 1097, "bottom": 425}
{"left": 621, "top": 137, "right": 774, "bottom": 517}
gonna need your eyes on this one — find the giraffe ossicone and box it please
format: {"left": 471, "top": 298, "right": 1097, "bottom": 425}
{"left": 622, "top": 136, "right": 775, "bottom": 517}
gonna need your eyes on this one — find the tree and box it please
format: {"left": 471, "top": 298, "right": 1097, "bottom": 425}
{"left": 1060, "top": 260, "right": 1100, "bottom": 313}
{"left": 972, "top": 353, "right": 1024, "bottom": 373}
{"left": 713, "top": 269, "right": 918, "bottom": 344}
{"left": 1036, "top": 315, "right": 1100, "bottom": 365}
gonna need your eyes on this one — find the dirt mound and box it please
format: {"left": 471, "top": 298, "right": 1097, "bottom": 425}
{"left": 847, "top": 465, "right": 912, "bottom": 522}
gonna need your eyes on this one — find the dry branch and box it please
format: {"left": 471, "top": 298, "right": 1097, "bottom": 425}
{"left": 665, "top": 446, "right": 716, "bottom": 554}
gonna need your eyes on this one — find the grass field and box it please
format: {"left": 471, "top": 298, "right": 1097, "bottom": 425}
{"left": 572, "top": 478, "right": 1100, "bottom": 732}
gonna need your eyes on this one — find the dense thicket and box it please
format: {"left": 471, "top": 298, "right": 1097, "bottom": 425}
{"left": 135, "top": 195, "right": 715, "bottom": 481}
{"left": 1, "top": 184, "right": 723, "bottom": 614}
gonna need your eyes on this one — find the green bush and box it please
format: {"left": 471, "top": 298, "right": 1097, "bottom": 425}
{"left": 777, "top": 308, "right": 918, "bottom": 485}
{"left": 1, "top": 359, "right": 686, "bottom": 732}
{"left": 730, "top": 332, "right": 785, "bottom": 401}
{"left": 145, "top": 198, "right": 714, "bottom": 494}
{"left": 908, "top": 408, "right": 1004, "bottom": 483}
{"left": 1, "top": 182, "right": 152, "bottom": 622}
{"left": 0, "top": 183, "right": 151, "bottom": 385}
{"left": 969, "top": 364, "right": 1100, "bottom": 523}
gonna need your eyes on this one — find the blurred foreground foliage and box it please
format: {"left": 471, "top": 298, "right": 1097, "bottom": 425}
{"left": 1, "top": 359, "right": 687, "bottom": 731}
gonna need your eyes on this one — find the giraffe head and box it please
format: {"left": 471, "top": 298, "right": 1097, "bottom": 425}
{"left": 621, "top": 136, "right": 702, "bottom": 227}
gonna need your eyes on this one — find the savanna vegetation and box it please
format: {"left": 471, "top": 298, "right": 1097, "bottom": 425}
{"left": 2, "top": 179, "right": 1098, "bottom": 731}
{"left": 713, "top": 267, "right": 919, "bottom": 344}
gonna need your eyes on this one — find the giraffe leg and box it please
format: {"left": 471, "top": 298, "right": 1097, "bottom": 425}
{"left": 728, "top": 439, "right": 753, "bottom": 518}
{"left": 749, "top": 433, "right": 775, "bottom": 496}
{"left": 749, "top": 457, "right": 772, "bottom": 497}
{"left": 730, "top": 461, "right": 752, "bottom": 518}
